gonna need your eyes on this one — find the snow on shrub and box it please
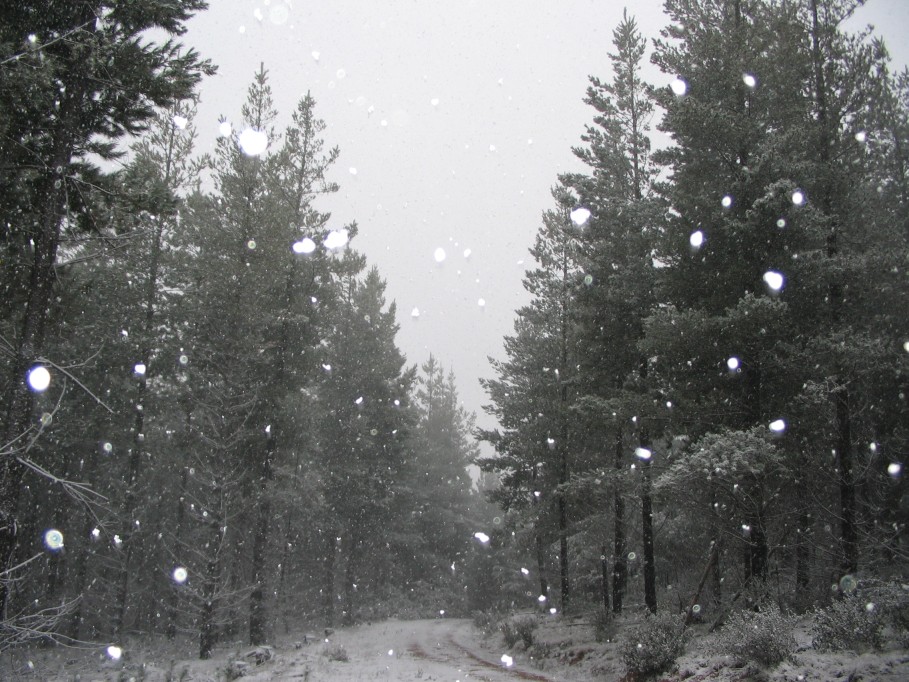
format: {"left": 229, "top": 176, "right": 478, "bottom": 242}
{"left": 812, "top": 581, "right": 909, "bottom": 653}
{"left": 621, "top": 611, "right": 687, "bottom": 679}
{"left": 322, "top": 642, "right": 349, "bottom": 662}
{"left": 812, "top": 595, "right": 884, "bottom": 652}
{"left": 499, "top": 614, "right": 537, "bottom": 648}
{"left": 514, "top": 615, "right": 538, "bottom": 648}
{"left": 714, "top": 603, "right": 796, "bottom": 667}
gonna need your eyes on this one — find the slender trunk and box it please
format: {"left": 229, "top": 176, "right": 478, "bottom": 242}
{"left": 534, "top": 522, "right": 549, "bottom": 601}
{"left": 558, "top": 493, "right": 569, "bottom": 614}
{"left": 0, "top": 3, "right": 96, "bottom": 618}
{"left": 796, "top": 498, "right": 811, "bottom": 608}
{"left": 709, "top": 493, "right": 723, "bottom": 611}
{"left": 248, "top": 494, "right": 271, "bottom": 644}
{"left": 343, "top": 534, "right": 357, "bottom": 626}
{"left": 711, "top": 537, "right": 723, "bottom": 610}
{"left": 556, "top": 222, "right": 572, "bottom": 614}
{"left": 249, "top": 256, "right": 293, "bottom": 643}
{"left": 0, "top": 166, "right": 68, "bottom": 619}
{"left": 115, "top": 198, "right": 171, "bottom": 634}
{"left": 322, "top": 532, "right": 336, "bottom": 626}
{"left": 612, "top": 430, "right": 626, "bottom": 613}
{"left": 811, "top": 0, "right": 858, "bottom": 578}
{"left": 248, "top": 428, "right": 273, "bottom": 644}
{"left": 837, "top": 388, "right": 857, "bottom": 573}
{"left": 278, "top": 514, "right": 292, "bottom": 634}
{"left": 641, "top": 454, "right": 656, "bottom": 614}
{"left": 600, "top": 544, "right": 610, "bottom": 613}
{"left": 166, "top": 466, "right": 189, "bottom": 640}
{"left": 749, "top": 513, "right": 768, "bottom": 582}
{"left": 531, "top": 465, "right": 549, "bottom": 600}
{"left": 68, "top": 525, "right": 91, "bottom": 640}
{"left": 199, "top": 486, "right": 225, "bottom": 660}
{"left": 685, "top": 542, "right": 718, "bottom": 625}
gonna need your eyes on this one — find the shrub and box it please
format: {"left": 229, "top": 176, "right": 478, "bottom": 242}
{"left": 473, "top": 609, "right": 499, "bottom": 634}
{"left": 500, "top": 618, "right": 520, "bottom": 648}
{"left": 322, "top": 643, "right": 349, "bottom": 662}
{"left": 498, "top": 615, "right": 537, "bottom": 648}
{"left": 593, "top": 609, "right": 616, "bottom": 643}
{"left": 621, "top": 611, "right": 687, "bottom": 679}
{"left": 513, "top": 615, "right": 538, "bottom": 648}
{"left": 812, "top": 593, "right": 887, "bottom": 653}
{"left": 862, "top": 580, "right": 909, "bottom": 646}
{"left": 715, "top": 603, "right": 796, "bottom": 667}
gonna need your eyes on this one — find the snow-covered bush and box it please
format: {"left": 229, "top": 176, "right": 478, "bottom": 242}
{"left": 864, "top": 580, "right": 909, "bottom": 646}
{"left": 812, "top": 596, "right": 883, "bottom": 652}
{"left": 500, "top": 617, "right": 521, "bottom": 647}
{"left": 593, "top": 608, "right": 616, "bottom": 643}
{"left": 499, "top": 614, "right": 537, "bottom": 648}
{"left": 473, "top": 609, "right": 499, "bottom": 633}
{"left": 514, "top": 615, "right": 538, "bottom": 648}
{"left": 621, "top": 611, "right": 687, "bottom": 679}
{"left": 714, "top": 603, "right": 796, "bottom": 667}
{"left": 322, "top": 642, "right": 349, "bottom": 662}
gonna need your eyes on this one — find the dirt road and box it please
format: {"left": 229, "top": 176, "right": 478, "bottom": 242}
{"left": 5, "top": 617, "right": 570, "bottom": 681}
{"left": 254, "top": 617, "right": 568, "bottom": 681}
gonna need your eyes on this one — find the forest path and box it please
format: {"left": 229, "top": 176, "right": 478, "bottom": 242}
{"left": 3, "top": 617, "right": 571, "bottom": 681}
{"left": 247, "top": 617, "right": 567, "bottom": 681}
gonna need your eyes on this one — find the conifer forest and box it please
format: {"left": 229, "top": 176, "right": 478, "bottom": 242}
{"left": 1, "top": 1, "right": 908, "bottom": 679}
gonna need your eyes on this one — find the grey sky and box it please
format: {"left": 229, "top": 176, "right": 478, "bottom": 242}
{"left": 183, "top": 0, "right": 909, "bottom": 437}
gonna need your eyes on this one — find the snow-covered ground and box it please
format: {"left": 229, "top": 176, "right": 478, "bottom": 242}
{"left": 1, "top": 618, "right": 562, "bottom": 681}
{"left": 2, "top": 614, "right": 907, "bottom": 680}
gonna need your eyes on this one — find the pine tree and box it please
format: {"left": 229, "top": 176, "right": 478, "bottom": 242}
{"left": 480, "top": 186, "right": 587, "bottom": 614}
{"left": 317, "top": 263, "right": 416, "bottom": 624}
{"left": 180, "top": 68, "right": 348, "bottom": 647}
{"left": 0, "top": 0, "right": 213, "bottom": 634}
{"left": 646, "top": 0, "right": 908, "bottom": 605}
{"left": 562, "top": 9, "right": 662, "bottom": 614}
{"left": 406, "top": 356, "right": 479, "bottom": 609}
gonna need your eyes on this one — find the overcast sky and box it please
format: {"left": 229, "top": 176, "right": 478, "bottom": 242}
{"left": 182, "top": 0, "right": 909, "bottom": 437}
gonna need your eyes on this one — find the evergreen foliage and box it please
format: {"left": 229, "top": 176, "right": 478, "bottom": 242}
{"left": 1, "top": 0, "right": 907, "bottom": 663}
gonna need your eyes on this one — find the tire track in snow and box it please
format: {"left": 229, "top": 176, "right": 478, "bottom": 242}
{"left": 406, "top": 622, "right": 558, "bottom": 682}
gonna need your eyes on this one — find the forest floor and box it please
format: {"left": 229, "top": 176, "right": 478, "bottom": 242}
{"left": 1, "top": 612, "right": 908, "bottom": 681}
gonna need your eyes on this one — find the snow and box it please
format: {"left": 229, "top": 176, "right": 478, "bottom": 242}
{"left": 238, "top": 127, "right": 268, "bottom": 156}
{"left": 26, "top": 365, "right": 51, "bottom": 392}
{"left": 7, "top": 613, "right": 908, "bottom": 681}
{"left": 43, "top": 529, "right": 64, "bottom": 551}
{"left": 569, "top": 207, "right": 591, "bottom": 227}
{"left": 763, "top": 270, "right": 785, "bottom": 292}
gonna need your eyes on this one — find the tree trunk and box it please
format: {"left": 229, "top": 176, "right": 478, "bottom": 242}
{"left": 836, "top": 388, "right": 857, "bottom": 574}
{"left": 612, "top": 429, "right": 627, "bottom": 613}
{"left": 166, "top": 466, "right": 189, "bottom": 640}
{"left": 199, "top": 498, "right": 225, "bottom": 660}
{"left": 600, "top": 544, "right": 610, "bottom": 613}
{"left": 277, "top": 513, "right": 293, "bottom": 634}
{"left": 531, "top": 465, "right": 549, "bottom": 600}
{"left": 558, "top": 494, "right": 569, "bottom": 614}
{"left": 534, "top": 521, "right": 549, "bottom": 601}
{"left": 249, "top": 429, "right": 275, "bottom": 645}
{"left": 711, "top": 537, "right": 723, "bottom": 610}
{"left": 685, "top": 542, "right": 718, "bottom": 625}
{"left": 343, "top": 533, "right": 358, "bottom": 626}
{"left": 322, "top": 532, "right": 336, "bottom": 626}
{"left": 0, "top": 11, "right": 96, "bottom": 613}
{"left": 248, "top": 495, "right": 271, "bottom": 644}
{"left": 810, "top": 0, "right": 858, "bottom": 580}
{"left": 0, "top": 169, "right": 68, "bottom": 618}
{"left": 641, "top": 452, "right": 656, "bottom": 614}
